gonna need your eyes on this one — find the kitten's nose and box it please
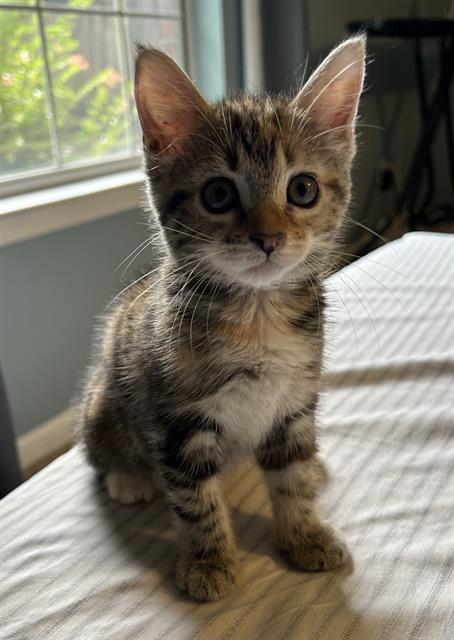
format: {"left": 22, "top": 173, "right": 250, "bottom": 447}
{"left": 249, "top": 233, "right": 286, "bottom": 256}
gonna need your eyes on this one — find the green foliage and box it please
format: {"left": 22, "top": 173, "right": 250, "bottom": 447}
{"left": 0, "top": 1, "right": 130, "bottom": 177}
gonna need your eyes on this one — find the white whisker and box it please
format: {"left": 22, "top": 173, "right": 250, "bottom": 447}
{"left": 174, "top": 219, "right": 212, "bottom": 240}
{"left": 344, "top": 216, "right": 394, "bottom": 249}
{"left": 336, "top": 269, "right": 382, "bottom": 356}
{"left": 115, "top": 236, "right": 153, "bottom": 273}
{"left": 161, "top": 226, "right": 214, "bottom": 244}
{"left": 127, "top": 254, "right": 205, "bottom": 311}
{"left": 120, "top": 237, "right": 156, "bottom": 277}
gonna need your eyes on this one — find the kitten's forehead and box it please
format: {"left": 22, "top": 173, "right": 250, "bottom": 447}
{"left": 212, "top": 96, "right": 293, "bottom": 195}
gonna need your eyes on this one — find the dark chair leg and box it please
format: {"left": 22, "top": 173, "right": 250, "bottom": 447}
{"left": 0, "top": 366, "right": 22, "bottom": 498}
{"left": 442, "top": 37, "right": 454, "bottom": 191}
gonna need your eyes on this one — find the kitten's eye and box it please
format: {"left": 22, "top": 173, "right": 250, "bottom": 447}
{"left": 287, "top": 174, "right": 319, "bottom": 208}
{"left": 201, "top": 178, "right": 238, "bottom": 214}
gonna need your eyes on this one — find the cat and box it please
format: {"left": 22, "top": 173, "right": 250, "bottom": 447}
{"left": 76, "top": 35, "right": 366, "bottom": 602}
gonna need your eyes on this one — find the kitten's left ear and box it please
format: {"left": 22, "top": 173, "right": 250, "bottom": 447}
{"left": 292, "top": 36, "right": 366, "bottom": 142}
{"left": 134, "top": 47, "right": 209, "bottom": 156}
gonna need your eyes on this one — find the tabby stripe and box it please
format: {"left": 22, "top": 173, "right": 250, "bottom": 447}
{"left": 159, "top": 411, "right": 222, "bottom": 481}
{"left": 163, "top": 456, "right": 219, "bottom": 482}
{"left": 187, "top": 366, "right": 260, "bottom": 401}
{"left": 162, "top": 470, "right": 199, "bottom": 491}
{"left": 257, "top": 442, "right": 317, "bottom": 471}
{"left": 173, "top": 503, "right": 216, "bottom": 523}
{"left": 161, "top": 190, "right": 190, "bottom": 224}
{"left": 192, "top": 545, "right": 225, "bottom": 560}
{"left": 257, "top": 403, "right": 318, "bottom": 471}
{"left": 290, "top": 292, "right": 325, "bottom": 331}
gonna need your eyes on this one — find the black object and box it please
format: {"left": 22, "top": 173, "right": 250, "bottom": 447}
{"left": 347, "top": 19, "right": 454, "bottom": 241}
{"left": 0, "top": 365, "right": 22, "bottom": 498}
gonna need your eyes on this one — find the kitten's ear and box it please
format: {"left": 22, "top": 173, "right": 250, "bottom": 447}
{"left": 292, "top": 36, "right": 366, "bottom": 140}
{"left": 134, "top": 47, "right": 209, "bottom": 155}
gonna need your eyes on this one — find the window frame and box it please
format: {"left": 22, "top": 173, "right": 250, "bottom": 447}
{"left": 0, "top": 0, "right": 189, "bottom": 198}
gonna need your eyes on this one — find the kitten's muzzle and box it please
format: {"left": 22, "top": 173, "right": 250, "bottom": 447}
{"left": 249, "top": 232, "right": 286, "bottom": 257}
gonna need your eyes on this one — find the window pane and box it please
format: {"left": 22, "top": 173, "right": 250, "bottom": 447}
{"left": 0, "top": 1, "right": 36, "bottom": 5}
{"left": 127, "top": 17, "right": 184, "bottom": 68}
{"left": 44, "top": 11, "right": 130, "bottom": 166}
{"left": 0, "top": 10, "right": 54, "bottom": 177}
{"left": 41, "top": 1, "right": 115, "bottom": 8}
{"left": 124, "top": 0, "right": 180, "bottom": 16}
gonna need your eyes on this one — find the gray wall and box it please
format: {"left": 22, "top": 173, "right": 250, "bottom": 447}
{"left": 0, "top": 209, "right": 153, "bottom": 437}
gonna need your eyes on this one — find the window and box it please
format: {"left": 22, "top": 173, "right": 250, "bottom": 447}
{"left": 0, "top": 0, "right": 185, "bottom": 195}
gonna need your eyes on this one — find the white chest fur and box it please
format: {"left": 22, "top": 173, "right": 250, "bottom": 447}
{"left": 203, "top": 369, "right": 287, "bottom": 451}
{"left": 194, "top": 334, "right": 316, "bottom": 453}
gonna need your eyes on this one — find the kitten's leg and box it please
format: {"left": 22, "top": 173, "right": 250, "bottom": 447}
{"left": 161, "top": 417, "right": 237, "bottom": 602}
{"left": 256, "top": 406, "right": 349, "bottom": 571}
{"left": 170, "top": 477, "right": 237, "bottom": 601}
{"left": 78, "top": 367, "right": 156, "bottom": 504}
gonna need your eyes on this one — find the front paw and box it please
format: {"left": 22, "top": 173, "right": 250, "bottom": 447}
{"left": 175, "top": 553, "right": 237, "bottom": 602}
{"left": 280, "top": 524, "right": 349, "bottom": 572}
{"left": 105, "top": 472, "right": 155, "bottom": 505}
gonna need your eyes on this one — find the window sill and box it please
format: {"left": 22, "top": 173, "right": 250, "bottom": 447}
{"left": 0, "top": 169, "right": 146, "bottom": 248}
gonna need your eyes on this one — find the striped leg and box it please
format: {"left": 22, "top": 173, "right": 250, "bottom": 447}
{"left": 161, "top": 413, "right": 237, "bottom": 602}
{"left": 256, "top": 405, "right": 349, "bottom": 571}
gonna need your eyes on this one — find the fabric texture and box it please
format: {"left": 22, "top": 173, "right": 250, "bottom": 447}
{"left": 1, "top": 231, "right": 453, "bottom": 640}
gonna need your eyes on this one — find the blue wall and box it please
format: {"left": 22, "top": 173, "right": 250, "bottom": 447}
{"left": 0, "top": 209, "right": 153, "bottom": 436}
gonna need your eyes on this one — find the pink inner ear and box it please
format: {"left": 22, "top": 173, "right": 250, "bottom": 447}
{"left": 143, "top": 108, "right": 188, "bottom": 154}
{"left": 135, "top": 88, "right": 192, "bottom": 154}
{"left": 293, "top": 38, "right": 365, "bottom": 135}
{"left": 304, "top": 62, "right": 364, "bottom": 130}
{"left": 322, "top": 73, "right": 363, "bottom": 128}
{"left": 134, "top": 49, "right": 209, "bottom": 156}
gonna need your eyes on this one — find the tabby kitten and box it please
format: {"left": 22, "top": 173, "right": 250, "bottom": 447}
{"left": 77, "top": 36, "right": 366, "bottom": 602}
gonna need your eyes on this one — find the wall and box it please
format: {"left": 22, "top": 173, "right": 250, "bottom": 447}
{"left": 0, "top": 208, "right": 154, "bottom": 437}
{"left": 305, "top": 0, "right": 452, "bottom": 243}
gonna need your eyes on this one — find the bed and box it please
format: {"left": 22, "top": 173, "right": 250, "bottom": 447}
{"left": 1, "top": 231, "right": 453, "bottom": 640}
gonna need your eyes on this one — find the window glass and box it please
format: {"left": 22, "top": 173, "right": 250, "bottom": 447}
{"left": 0, "top": 10, "right": 54, "bottom": 177}
{"left": 44, "top": 11, "right": 130, "bottom": 165}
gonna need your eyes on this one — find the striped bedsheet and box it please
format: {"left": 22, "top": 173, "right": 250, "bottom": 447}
{"left": 1, "top": 231, "right": 453, "bottom": 640}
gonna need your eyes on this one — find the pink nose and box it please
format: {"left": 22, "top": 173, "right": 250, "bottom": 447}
{"left": 249, "top": 233, "right": 286, "bottom": 256}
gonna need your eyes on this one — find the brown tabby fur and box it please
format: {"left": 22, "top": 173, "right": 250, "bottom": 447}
{"left": 76, "top": 37, "right": 366, "bottom": 601}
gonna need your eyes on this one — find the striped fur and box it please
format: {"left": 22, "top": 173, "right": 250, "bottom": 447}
{"left": 76, "top": 37, "right": 366, "bottom": 601}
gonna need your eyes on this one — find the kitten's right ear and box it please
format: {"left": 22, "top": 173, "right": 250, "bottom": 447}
{"left": 134, "top": 47, "right": 209, "bottom": 156}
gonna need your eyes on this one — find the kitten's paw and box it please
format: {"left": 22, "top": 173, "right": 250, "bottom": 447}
{"left": 281, "top": 524, "right": 349, "bottom": 572}
{"left": 175, "top": 554, "right": 237, "bottom": 602}
{"left": 105, "top": 472, "right": 155, "bottom": 505}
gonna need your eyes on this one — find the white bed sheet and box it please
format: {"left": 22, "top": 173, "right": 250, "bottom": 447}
{"left": 1, "top": 232, "right": 453, "bottom": 640}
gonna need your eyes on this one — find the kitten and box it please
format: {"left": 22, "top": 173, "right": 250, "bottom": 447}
{"left": 77, "top": 36, "right": 366, "bottom": 602}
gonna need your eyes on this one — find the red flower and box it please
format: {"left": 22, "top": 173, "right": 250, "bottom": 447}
{"left": 70, "top": 54, "right": 90, "bottom": 71}
{"left": 105, "top": 69, "right": 122, "bottom": 88}
{"left": 2, "top": 73, "right": 13, "bottom": 87}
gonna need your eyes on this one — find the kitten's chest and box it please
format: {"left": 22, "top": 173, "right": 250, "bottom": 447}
{"left": 195, "top": 335, "right": 317, "bottom": 452}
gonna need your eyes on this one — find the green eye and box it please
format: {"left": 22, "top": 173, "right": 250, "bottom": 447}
{"left": 287, "top": 173, "right": 319, "bottom": 207}
{"left": 201, "top": 178, "right": 239, "bottom": 214}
